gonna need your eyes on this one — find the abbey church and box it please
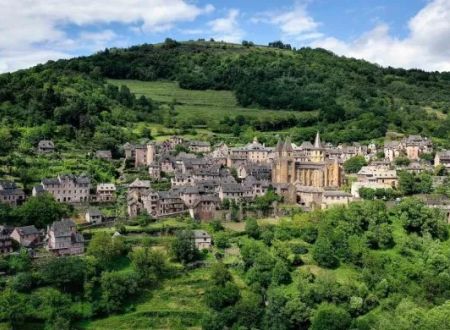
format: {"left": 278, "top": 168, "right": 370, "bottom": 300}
{"left": 272, "top": 132, "right": 343, "bottom": 188}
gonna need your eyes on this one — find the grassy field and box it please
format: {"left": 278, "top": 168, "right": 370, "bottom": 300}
{"left": 108, "top": 79, "right": 315, "bottom": 125}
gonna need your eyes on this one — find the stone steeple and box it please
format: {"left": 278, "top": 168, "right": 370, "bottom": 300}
{"left": 276, "top": 139, "right": 284, "bottom": 154}
{"left": 283, "top": 137, "right": 293, "bottom": 154}
{"left": 314, "top": 131, "right": 322, "bottom": 149}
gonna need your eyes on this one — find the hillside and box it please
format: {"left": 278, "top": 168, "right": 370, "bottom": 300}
{"left": 2, "top": 39, "right": 450, "bottom": 148}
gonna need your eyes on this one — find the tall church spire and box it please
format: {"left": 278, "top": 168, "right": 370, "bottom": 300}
{"left": 314, "top": 131, "right": 322, "bottom": 148}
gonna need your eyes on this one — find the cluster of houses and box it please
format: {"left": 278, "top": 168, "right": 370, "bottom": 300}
{"left": 1, "top": 133, "right": 450, "bottom": 256}
{"left": 0, "top": 219, "right": 85, "bottom": 256}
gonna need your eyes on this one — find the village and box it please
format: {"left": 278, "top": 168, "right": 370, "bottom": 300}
{"left": 1, "top": 132, "right": 450, "bottom": 258}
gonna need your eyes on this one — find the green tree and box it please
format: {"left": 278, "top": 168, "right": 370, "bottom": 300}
{"left": 205, "top": 282, "right": 240, "bottom": 311}
{"left": 100, "top": 271, "right": 139, "bottom": 313}
{"left": 0, "top": 289, "right": 27, "bottom": 328}
{"left": 245, "top": 217, "right": 260, "bottom": 239}
{"left": 272, "top": 260, "right": 292, "bottom": 285}
{"left": 313, "top": 236, "right": 340, "bottom": 269}
{"left": 343, "top": 155, "right": 367, "bottom": 173}
{"left": 311, "top": 303, "right": 351, "bottom": 330}
{"left": 210, "top": 262, "right": 232, "bottom": 286}
{"left": 13, "top": 193, "right": 71, "bottom": 228}
{"left": 130, "top": 247, "right": 167, "bottom": 282}
{"left": 170, "top": 230, "right": 200, "bottom": 264}
{"left": 87, "top": 232, "right": 127, "bottom": 269}
{"left": 39, "top": 257, "right": 86, "bottom": 293}
{"left": 395, "top": 156, "right": 411, "bottom": 166}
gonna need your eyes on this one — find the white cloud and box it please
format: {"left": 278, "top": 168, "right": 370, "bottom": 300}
{"left": 207, "top": 9, "right": 244, "bottom": 43}
{"left": 0, "top": 0, "right": 214, "bottom": 72}
{"left": 313, "top": 0, "right": 450, "bottom": 71}
{"left": 253, "top": 3, "right": 322, "bottom": 41}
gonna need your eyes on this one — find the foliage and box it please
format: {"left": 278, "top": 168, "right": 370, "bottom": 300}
{"left": 245, "top": 217, "right": 260, "bottom": 239}
{"left": 12, "top": 193, "right": 72, "bottom": 228}
{"left": 129, "top": 247, "right": 168, "bottom": 282}
{"left": 311, "top": 303, "right": 351, "bottom": 330}
{"left": 343, "top": 155, "right": 367, "bottom": 173}
{"left": 170, "top": 230, "right": 200, "bottom": 264}
{"left": 393, "top": 198, "right": 448, "bottom": 239}
{"left": 100, "top": 271, "right": 139, "bottom": 313}
{"left": 87, "top": 232, "right": 128, "bottom": 269}
{"left": 398, "top": 171, "right": 433, "bottom": 195}
{"left": 39, "top": 257, "right": 86, "bottom": 293}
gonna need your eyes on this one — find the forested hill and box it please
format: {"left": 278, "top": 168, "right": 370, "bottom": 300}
{"left": 2, "top": 39, "right": 450, "bottom": 146}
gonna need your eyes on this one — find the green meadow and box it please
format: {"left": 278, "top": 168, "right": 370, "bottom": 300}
{"left": 108, "top": 79, "right": 315, "bottom": 125}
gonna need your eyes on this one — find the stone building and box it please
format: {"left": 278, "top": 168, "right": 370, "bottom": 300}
{"left": 95, "top": 150, "right": 112, "bottom": 160}
{"left": 46, "top": 219, "right": 84, "bottom": 256}
{"left": 357, "top": 165, "right": 398, "bottom": 187}
{"left": 192, "top": 230, "right": 212, "bottom": 249}
{"left": 96, "top": 183, "right": 116, "bottom": 202}
{"left": 0, "top": 181, "right": 25, "bottom": 206}
{"left": 0, "top": 226, "right": 13, "bottom": 254}
{"left": 272, "top": 133, "right": 342, "bottom": 188}
{"left": 37, "top": 140, "right": 55, "bottom": 153}
{"left": 33, "top": 175, "right": 90, "bottom": 203}
{"left": 435, "top": 151, "right": 450, "bottom": 169}
{"left": 10, "top": 225, "right": 41, "bottom": 248}
{"left": 85, "top": 208, "right": 103, "bottom": 224}
{"left": 188, "top": 141, "right": 211, "bottom": 153}
{"left": 228, "top": 137, "right": 272, "bottom": 166}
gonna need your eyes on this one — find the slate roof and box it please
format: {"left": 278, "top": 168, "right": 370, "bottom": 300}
{"left": 192, "top": 230, "right": 211, "bottom": 239}
{"left": 15, "top": 225, "right": 39, "bottom": 236}
{"left": 50, "top": 219, "right": 77, "bottom": 237}
{"left": 38, "top": 140, "right": 54, "bottom": 149}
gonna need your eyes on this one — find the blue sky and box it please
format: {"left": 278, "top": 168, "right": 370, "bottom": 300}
{"left": 1, "top": 0, "right": 449, "bottom": 72}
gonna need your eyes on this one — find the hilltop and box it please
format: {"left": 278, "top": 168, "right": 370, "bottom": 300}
{"left": 1, "top": 39, "right": 450, "bottom": 154}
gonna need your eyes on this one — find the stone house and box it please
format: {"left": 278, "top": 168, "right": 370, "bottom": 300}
{"left": 403, "top": 135, "right": 432, "bottom": 160}
{"left": 237, "top": 164, "right": 272, "bottom": 180}
{"left": 148, "top": 164, "right": 161, "bottom": 180}
{"left": 435, "top": 151, "right": 450, "bottom": 169}
{"left": 188, "top": 141, "right": 211, "bottom": 153}
{"left": 96, "top": 183, "right": 116, "bottom": 202}
{"left": 37, "top": 140, "right": 55, "bottom": 153}
{"left": 33, "top": 175, "right": 91, "bottom": 203}
{"left": 357, "top": 165, "right": 398, "bottom": 187}
{"left": 0, "top": 226, "right": 13, "bottom": 254}
{"left": 95, "top": 150, "right": 112, "bottom": 160}
{"left": 229, "top": 137, "right": 272, "bottom": 164}
{"left": 10, "top": 225, "right": 41, "bottom": 248}
{"left": 160, "top": 156, "right": 176, "bottom": 173}
{"left": 384, "top": 141, "right": 403, "bottom": 162}
{"left": 128, "top": 178, "right": 151, "bottom": 195}
{"left": 192, "top": 230, "right": 212, "bottom": 250}
{"left": 85, "top": 208, "right": 103, "bottom": 224}
{"left": 123, "top": 142, "right": 136, "bottom": 160}
{"left": 134, "top": 145, "right": 148, "bottom": 167}
{"left": 189, "top": 195, "right": 220, "bottom": 221}
{"left": 46, "top": 219, "right": 84, "bottom": 256}
{"left": 321, "top": 190, "right": 354, "bottom": 209}
{"left": 0, "top": 181, "right": 25, "bottom": 206}
{"left": 217, "top": 183, "right": 244, "bottom": 201}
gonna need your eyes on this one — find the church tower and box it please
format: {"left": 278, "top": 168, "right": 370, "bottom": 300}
{"left": 311, "top": 131, "right": 325, "bottom": 162}
{"left": 272, "top": 137, "right": 295, "bottom": 184}
{"left": 146, "top": 143, "right": 156, "bottom": 165}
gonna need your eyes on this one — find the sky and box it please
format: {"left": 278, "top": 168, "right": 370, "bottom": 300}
{"left": 1, "top": 0, "right": 449, "bottom": 73}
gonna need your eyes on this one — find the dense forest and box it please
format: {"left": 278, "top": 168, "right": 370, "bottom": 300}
{"left": 2, "top": 39, "right": 450, "bottom": 149}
